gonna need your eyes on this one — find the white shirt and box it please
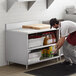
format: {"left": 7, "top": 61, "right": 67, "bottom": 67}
{"left": 60, "top": 21, "right": 76, "bottom": 37}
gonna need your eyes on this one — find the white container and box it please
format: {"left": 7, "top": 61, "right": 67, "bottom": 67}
{"left": 28, "top": 57, "right": 40, "bottom": 64}
{"left": 28, "top": 37, "right": 44, "bottom": 48}
{"left": 29, "top": 52, "right": 41, "bottom": 59}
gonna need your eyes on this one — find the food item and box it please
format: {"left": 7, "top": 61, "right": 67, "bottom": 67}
{"left": 43, "top": 34, "right": 49, "bottom": 45}
{"left": 40, "top": 45, "right": 57, "bottom": 60}
{"left": 43, "top": 32, "right": 53, "bottom": 45}
{"left": 52, "top": 33, "right": 56, "bottom": 43}
{"left": 52, "top": 45, "right": 56, "bottom": 53}
{"left": 43, "top": 32, "right": 57, "bottom": 45}
{"left": 46, "top": 49, "right": 50, "bottom": 57}
{"left": 47, "top": 34, "right": 53, "bottom": 44}
{"left": 41, "top": 49, "right": 47, "bottom": 58}
{"left": 49, "top": 46, "right": 53, "bottom": 53}
{"left": 49, "top": 46, "right": 57, "bottom": 57}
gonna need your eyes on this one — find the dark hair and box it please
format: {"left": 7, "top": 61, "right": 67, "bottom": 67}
{"left": 50, "top": 18, "right": 59, "bottom": 28}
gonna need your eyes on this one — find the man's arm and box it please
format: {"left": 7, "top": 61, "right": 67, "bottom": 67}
{"left": 56, "top": 37, "right": 65, "bottom": 50}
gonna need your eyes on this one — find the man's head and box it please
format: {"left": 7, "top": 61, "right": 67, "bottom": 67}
{"left": 50, "top": 18, "right": 59, "bottom": 28}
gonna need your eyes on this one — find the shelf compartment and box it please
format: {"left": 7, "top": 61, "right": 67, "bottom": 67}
{"left": 28, "top": 56, "right": 60, "bottom": 65}
{"left": 28, "top": 30, "right": 58, "bottom": 50}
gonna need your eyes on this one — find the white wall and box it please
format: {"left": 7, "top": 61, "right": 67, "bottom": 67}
{"left": 43, "top": 0, "right": 76, "bottom": 20}
{"left": 6, "top": 0, "right": 46, "bottom": 23}
{"left": 0, "top": 0, "right": 76, "bottom": 66}
{"left": 0, "top": 0, "right": 7, "bottom": 66}
{"left": 6, "top": 0, "right": 76, "bottom": 23}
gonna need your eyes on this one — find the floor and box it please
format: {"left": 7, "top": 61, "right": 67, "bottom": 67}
{"left": 0, "top": 58, "right": 76, "bottom": 76}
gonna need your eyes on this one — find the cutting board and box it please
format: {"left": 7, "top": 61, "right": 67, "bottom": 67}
{"left": 22, "top": 24, "right": 50, "bottom": 30}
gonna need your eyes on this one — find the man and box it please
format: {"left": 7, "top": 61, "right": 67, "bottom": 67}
{"left": 50, "top": 18, "right": 76, "bottom": 65}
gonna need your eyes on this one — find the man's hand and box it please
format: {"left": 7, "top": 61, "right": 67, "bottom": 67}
{"left": 53, "top": 37, "right": 65, "bottom": 54}
{"left": 53, "top": 49, "right": 58, "bottom": 54}
{"left": 56, "top": 37, "right": 65, "bottom": 50}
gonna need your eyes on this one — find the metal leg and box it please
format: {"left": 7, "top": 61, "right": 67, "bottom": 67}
{"left": 60, "top": 56, "right": 62, "bottom": 61}
{"left": 7, "top": 61, "right": 10, "bottom": 65}
{"left": 26, "top": 65, "right": 28, "bottom": 69}
{"left": 59, "top": 56, "right": 63, "bottom": 63}
{"left": 57, "top": 58, "right": 59, "bottom": 62}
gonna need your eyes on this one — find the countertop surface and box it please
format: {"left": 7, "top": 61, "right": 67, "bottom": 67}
{"left": 7, "top": 28, "right": 58, "bottom": 34}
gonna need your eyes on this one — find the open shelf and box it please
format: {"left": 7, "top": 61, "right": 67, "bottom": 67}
{"left": 28, "top": 43, "right": 56, "bottom": 52}
{"left": 28, "top": 56, "right": 60, "bottom": 65}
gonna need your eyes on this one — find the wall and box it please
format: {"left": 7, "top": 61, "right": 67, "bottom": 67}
{"left": 43, "top": 0, "right": 76, "bottom": 20}
{"left": 0, "top": 0, "right": 76, "bottom": 66}
{"left": 6, "top": 0, "right": 76, "bottom": 23}
{"left": 6, "top": 0, "right": 46, "bottom": 23}
{"left": 0, "top": 0, "right": 6, "bottom": 66}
